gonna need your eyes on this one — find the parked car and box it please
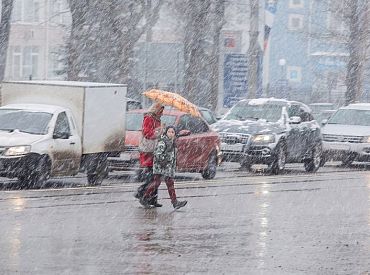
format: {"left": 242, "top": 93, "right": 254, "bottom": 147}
{"left": 212, "top": 98, "right": 323, "bottom": 174}
{"left": 309, "top": 103, "right": 335, "bottom": 114}
{"left": 321, "top": 103, "right": 370, "bottom": 166}
{"left": 199, "top": 107, "right": 218, "bottom": 125}
{"left": 314, "top": 109, "right": 336, "bottom": 124}
{"left": 108, "top": 109, "right": 221, "bottom": 179}
{"left": 309, "top": 103, "right": 336, "bottom": 123}
{"left": 126, "top": 98, "right": 142, "bottom": 111}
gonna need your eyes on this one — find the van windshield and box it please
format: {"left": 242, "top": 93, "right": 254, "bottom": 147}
{"left": 0, "top": 109, "right": 52, "bottom": 135}
{"left": 126, "top": 113, "right": 177, "bottom": 131}
{"left": 328, "top": 109, "right": 370, "bottom": 126}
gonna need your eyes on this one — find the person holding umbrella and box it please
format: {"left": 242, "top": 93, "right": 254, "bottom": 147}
{"left": 134, "top": 102, "right": 165, "bottom": 207}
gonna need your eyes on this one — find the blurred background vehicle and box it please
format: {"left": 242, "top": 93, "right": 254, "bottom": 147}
{"left": 321, "top": 103, "right": 370, "bottom": 166}
{"left": 309, "top": 103, "right": 336, "bottom": 124}
{"left": 108, "top": 109, "right": 221, "bottom": 180}
{"left": 314, "top": 109, "right": 336, "bottom": 124}
{"left": 126, "top": 98, "right": 143, "bottom": 111}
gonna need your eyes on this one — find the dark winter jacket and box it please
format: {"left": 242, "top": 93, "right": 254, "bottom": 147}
{"left": 153, "top": 134, "right": 176, "bottom": 177}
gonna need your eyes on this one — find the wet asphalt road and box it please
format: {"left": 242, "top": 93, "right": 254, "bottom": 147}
{"left": 1, "top": 163, "right": 370, "bottom": 274}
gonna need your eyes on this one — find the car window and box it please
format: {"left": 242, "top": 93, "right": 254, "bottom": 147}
{"left": 288, "top": 104, "right": 313, "bottom": 122}
{"left": 288, "top": 104, "right": 301, "bottom": 117}
{"left": 0, "top": 109, "right": 52, "bottom": 135}
{"left": 54, "top": 112, "right": 71, "bottom": 136}
{"left": 200, "top": 110, "right": 217, "bottom": 124}
{"left": 177, "top": 115, "right": 209, "bottom": 134}
{"left": 328, "top": 109, "right": 370, "bottom": 126}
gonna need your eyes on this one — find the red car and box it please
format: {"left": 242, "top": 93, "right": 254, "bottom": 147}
{"left": 109, "top": 109, "right": 221, "bottom": 179}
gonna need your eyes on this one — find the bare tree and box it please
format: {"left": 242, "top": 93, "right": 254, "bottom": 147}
{"left": 66, "top": 0, "right": 163, "bottom": 84}
{"left": 0, "top": 0, "right": 13, "bottom": 82}
{"left": 309, "top": 0, "right": 369, "bottom": 105}
{"left": 173, "top": 0, "right": 225, "bottom": 109}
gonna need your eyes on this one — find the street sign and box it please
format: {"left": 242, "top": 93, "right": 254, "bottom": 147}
{"left": 223, "top": 53, "right": 248, "bottom": 107}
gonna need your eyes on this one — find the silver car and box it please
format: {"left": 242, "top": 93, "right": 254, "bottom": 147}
{"left": 322, "top": 103, "right": 370, "bottom": 166}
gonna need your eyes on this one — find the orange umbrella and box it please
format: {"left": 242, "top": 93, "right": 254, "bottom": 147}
{"left": 143, "top": 89, "right": 201, "bottom": 117}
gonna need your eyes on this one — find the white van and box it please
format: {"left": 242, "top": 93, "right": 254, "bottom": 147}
{"left": 0, "top": 81, "right": 126, "bottom": 187}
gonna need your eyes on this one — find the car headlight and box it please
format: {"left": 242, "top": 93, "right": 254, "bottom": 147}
{"left": 252, "top": 134, "right": 275, "bottom": 144}
{"left": 4, "top": 145, "right": 31, "bottom": 156}
{"left": 362, "top": 136, "right": 370, "bottom": 143}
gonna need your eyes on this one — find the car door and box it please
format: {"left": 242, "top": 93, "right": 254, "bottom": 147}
{"left": 286, "top": 104, "right": 307, "bottom": 160}
{"left": 50, "top": 112, "right": 81, "bottom": 176}
{"left": 299, "top": 106, "right": 321, "bottom": 154}
{"left": 175, "top": 115, "right": 203, "bottom": 169}
{"left": 187, "top": 117, "right": 214, "bottom": 167}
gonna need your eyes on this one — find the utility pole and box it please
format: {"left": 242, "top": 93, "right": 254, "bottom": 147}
{"left": 247, "top": 0, "right": 259, "bottom": 99}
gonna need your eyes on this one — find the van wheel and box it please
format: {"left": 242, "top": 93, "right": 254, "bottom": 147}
{"left": 87, "top": 157, "right": 108, "bottom": 186}
{"left": 304, "top": 143, "right": 322, "bottom": 172}
{"left": 18, "top": 156, "right": 51, "bottom": 189}
{"left": 320, "top": 153, "right": 327, "bottom": 167}
{"left": 201, "top": 152, "right": 217, "bottom": 179}
{"left": 268, "top": 142, "right": 287, "bottom": 175}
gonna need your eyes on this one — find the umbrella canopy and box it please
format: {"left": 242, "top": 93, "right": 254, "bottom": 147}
{"left": 143, "top": 89, "right": 201, "bottom": 117}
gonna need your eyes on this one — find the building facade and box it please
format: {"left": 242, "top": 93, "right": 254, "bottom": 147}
{"left": 267, "top": 0, "right": 349, "bottom": 105}
{"left": 5, "top": 0, "right": 70, "bottom": 81}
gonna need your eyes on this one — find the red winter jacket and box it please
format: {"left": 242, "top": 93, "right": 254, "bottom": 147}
{"left": 139, "top": 113, "right": 161, "bottom": 167}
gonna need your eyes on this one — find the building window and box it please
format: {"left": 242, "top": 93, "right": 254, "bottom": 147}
{"left": 288, "top": 14, "right": 304, "bottom": 31}
{"left": 48, "top": 48, "right": 64, "bottom": 79}
{"left": 9, "top": 46, "right": 39, "bottom": 80}
{"left": 22, "top": 46, "right": 39, "bottom": 79}
{"left": 289, "top": 0, "right": 304, "bottom": 9}
{"left": 287, "top": 66, "right": 302, "bottom": 82}
{"left": 12, "top": 0, "right": 40, "bottom": 23}
{"left": 49, "top": 0, "right": 70, "bottom": 25}
{"left": 12, "top": 47, "right": 22, "bottom": 79}
{"left": 327, "top": 0, "right": 347, "bottom": 34}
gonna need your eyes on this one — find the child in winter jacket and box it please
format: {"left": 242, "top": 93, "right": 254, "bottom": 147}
{"left": 140, "top": 125, "right": 187, "bottom": 209}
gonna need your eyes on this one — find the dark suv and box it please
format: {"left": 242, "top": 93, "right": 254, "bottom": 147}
{"left": 212, "top": 98, "right": 322, "bottom": 174}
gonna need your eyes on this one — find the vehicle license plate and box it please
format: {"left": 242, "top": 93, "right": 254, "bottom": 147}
{"left": 119, "top": 152, "right": 132, "bottom": 161}
{"left": 329, "top": 143, "right": 350, "bottom": 151}
{"left": 221, "top": 143, "right": 243, "bottom": 152}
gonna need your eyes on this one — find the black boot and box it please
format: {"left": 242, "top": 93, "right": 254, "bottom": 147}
{"left": 148, "top": 193, "right": 162, "bottom": 207}
{"left": 134, "top": 168, "right": 153, "bottom": 199}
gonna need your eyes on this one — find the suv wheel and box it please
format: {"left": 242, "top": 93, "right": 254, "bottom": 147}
{"left": 304, "top": 143, "right": 322, "bottom": 173}
{"left": 239, "top": 159, "right": 252, "bottom": 171}
{"left": 341, "top": 153, "right": 356, "bottom": 167}
{"left": 320, "top": 153, "right": 327, "bottom": 167}
{"left": 268, "top": 142, "right": 287, "bottom": 175}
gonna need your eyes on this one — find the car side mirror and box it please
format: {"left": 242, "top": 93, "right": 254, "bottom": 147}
{"left": 321, "top": 119, "right": 328, "bottom": 126}
{"left": 289, "top": 116, "right": 302, "bottom": 124}
{"left": 53, "top": 131, "right": 70, "bottom": 139}
{"left": 216, "top": 115, "right": 222, "bottom": 120}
